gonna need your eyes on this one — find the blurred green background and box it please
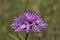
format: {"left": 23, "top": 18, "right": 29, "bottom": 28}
{"left": 0, "top": 0, "right": 60, "bottom": 40}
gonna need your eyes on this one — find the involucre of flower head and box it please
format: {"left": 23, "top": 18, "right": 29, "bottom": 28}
{"left": 11, "top": 11, "right": 48, "bottom": 33}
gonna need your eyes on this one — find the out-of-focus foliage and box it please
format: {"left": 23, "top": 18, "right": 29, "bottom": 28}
{"left": 0, "top": 0, "right": 60, "bottom": 40}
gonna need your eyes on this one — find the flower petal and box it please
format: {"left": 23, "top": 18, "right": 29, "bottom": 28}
{"left": 32, "top": 25, "right": 40, "bottom": 32}
{"left": 26, "top": 24, "right": 30, "bottom": 33}
{"left": 15, "top": 27, "right": 23, "bottom": 32}
{"left": 20, "top": 24, "right": 26, "bottom": 28}
{"left": 11, "top": 22, "right": 21, "bottom": 29}
{"left": 40, "top": 23, "right": 48, "bottom": 28}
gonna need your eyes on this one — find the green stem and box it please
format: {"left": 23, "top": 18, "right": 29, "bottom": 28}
{"left": 25, "top": 33, "right": 29, "bottom": 40}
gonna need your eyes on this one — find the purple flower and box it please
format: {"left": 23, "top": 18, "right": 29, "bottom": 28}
{"left": 11, "top": 11, "right": 48, "bottom": 33}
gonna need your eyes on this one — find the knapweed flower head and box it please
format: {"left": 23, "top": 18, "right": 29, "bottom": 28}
{"left": 11, "top": 11, "right": 48, "bottom": 33}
